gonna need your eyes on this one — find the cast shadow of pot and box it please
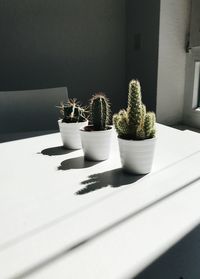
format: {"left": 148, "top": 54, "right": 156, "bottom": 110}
{"left": 76, "top": 168, "right": 145, "bottom": 195}
{"left": 41, "top": 146, "right": 74, "bottom": 156}
{"left": 58, "top": 156, "right": 99, "bottom": 171}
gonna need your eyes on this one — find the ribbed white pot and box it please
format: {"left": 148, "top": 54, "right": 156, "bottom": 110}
{"left": 118, "top": 137, "right": 156, "bottom": 174}
{"left": 80, "top": 127, "right": 113, "bottom": 161}
{"left": 58, "top": 120, "right": 88, "bottom": 149}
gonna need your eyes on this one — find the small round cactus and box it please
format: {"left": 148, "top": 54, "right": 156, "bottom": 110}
{"left": 57, "top": 99, "right": 88, "bottom": 123}
{"left": 113, "top": 79, "right": 156, "bottom": 140}
{"left": 90, "top": 93, "right": 111, "bottom": 131}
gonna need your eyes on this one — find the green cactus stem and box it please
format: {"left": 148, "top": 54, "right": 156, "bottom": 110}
{"left": 90, "top": 93, "right": 110, "bottom": 131}
{"left": 127, "top": 80, "right": 143, "bottom": 128}
{"left": 113, "top": 110, "right": 129, "bottom": 138}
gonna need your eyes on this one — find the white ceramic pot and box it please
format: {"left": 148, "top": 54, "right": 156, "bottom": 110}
{"left": 80, "top": 127, "right": 113, "bottom": 161}
{"left": 118, "top": 137, "right": 156, "bottom": 174}
{"left": 58, "top": 120, "right": 88, "bottom": 149}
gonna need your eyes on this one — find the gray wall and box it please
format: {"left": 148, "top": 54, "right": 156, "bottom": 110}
{"left": 0, "top": 0, "right": 126, "bottom": 113}
{"left": 0, "top": 0, "right": 161, "bottom": 117}
{"left": 126, "top": 0, "right": 160, "bottom": 112}
{"left": 190, "top": 0, "right": 200, "bottom": 48}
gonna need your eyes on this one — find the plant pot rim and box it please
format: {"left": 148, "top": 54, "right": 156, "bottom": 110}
{"left": 118, "top": 136, "right": 156, "bottom": 143}
{"left": 58, "top": 119, "right": 88, "bottom": 125}
{"left": 80, "top": 125, "right": 113, "bottom": 132}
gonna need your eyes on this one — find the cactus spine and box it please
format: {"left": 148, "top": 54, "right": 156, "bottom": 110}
{"left": 58, "top": 99, "right": 87, "bottom": 123}
{"left": 90, "top": 93, "right": 110, "bottom": 131}
{"left": 113, "top": 79, "right": 156, "bottom": 140}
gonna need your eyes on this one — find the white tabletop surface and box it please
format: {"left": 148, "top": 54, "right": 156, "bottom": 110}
{"left": 0, "top": 124, "right": 200, "bottom": 279}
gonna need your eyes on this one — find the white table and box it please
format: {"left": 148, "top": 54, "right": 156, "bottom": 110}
{"left": 0, "top": 124, "right": 200, "bottom": 279}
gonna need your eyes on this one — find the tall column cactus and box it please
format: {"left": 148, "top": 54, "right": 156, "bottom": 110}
{"left": 113, "top": 79, "right": 156, "bottom": 140}
{"left": 90, "top": 93, "right": 110, "bottom": 130}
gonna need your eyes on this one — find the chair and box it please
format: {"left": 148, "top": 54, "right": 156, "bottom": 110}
{"left": 0, "top": 87, "right": 68, "bottom": 136}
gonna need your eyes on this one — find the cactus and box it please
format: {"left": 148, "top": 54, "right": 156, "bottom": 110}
{"left": 57, "top": 99, "right": 88, "bottom": 123}
{"left": 113, "top": 110, "right": 129, "bottom": 137}
{"left": 113, "top": 79, "right": 156, "bottom": 140}
{"left": 90, "top": 93, "right": 110, "bottom": 131}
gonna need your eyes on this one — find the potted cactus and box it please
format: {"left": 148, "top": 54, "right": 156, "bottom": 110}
{"left": 57, "top": 99, "right": 88, "bottom": 149}
{"left": 80, "top": 93, "right": 112, "bottom": 161}
{"left": 113, "top": 79, "right": 156, "bottom": 174}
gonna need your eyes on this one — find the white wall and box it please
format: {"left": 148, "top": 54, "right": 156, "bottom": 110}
{"left": 156, "top": 0, "right": 191, "bottom": 125}
{"left": 182, "top": 0, "right": 200, "bottom": 129}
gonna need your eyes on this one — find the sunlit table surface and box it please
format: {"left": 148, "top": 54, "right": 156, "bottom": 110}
{"left": 0, "top": 124, "right": 200, "bottom": 279}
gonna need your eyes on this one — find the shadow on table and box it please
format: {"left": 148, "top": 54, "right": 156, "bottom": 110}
{"left": 41, "top": 146, "right": 74, "bottom": 156}
{"left": 76, "top": 168, "right": 144, "bottom": 195}
{"left": 58, "top": 156, "right": 99, "bottom": 170}
{"left": 129, "top": 223, "right": 200, "bottom": 279}
{"left": 10, "top": 175, "right": 200, "bottom": 279}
